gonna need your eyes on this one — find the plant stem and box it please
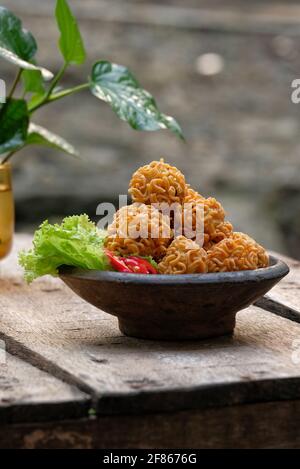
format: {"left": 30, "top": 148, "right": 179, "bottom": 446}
{"left": 8, "top": 68, "right": 23, "bottom": 99}
{"left": 48, "top": 83, "right": 89, "bottom": 103}
{"left": 1, "top": 150, "right": 16, "bottom": 164}
{"left": 29, "top": 81, "right": 89, "bottom": 113}
{"left": 45, "top": 62, "right": 68, "bottom": 100}
{"left": 1, "top": 74, "right": 88, "bottom": 164}
{"left": 29, "top": 62, "right": 68, "bottom": 113}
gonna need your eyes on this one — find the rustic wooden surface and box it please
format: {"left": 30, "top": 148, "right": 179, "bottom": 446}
{"left": 3, "top": 400, "right": 300, "bottom": 449}
{"left": 0, "top": 234, "right": 300, "bottom": 448}
{"left": 8, "top": 0, "right": 300, "bottom": 36}
{"left": 255, "top": 251, "right": 300, "bottom": 322}
{"left": 0, "top": 353, "right": 89, "bottom": 424}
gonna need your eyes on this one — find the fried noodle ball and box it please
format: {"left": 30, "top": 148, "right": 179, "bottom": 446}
{"left": 182, "top": 187, "right": 232, "bottom": 249}
{"left": 105, "top": 203, "right": 173, "bottom": 260}
{"left": 207, "top": 232, "right": 269, "bottom": 272}
{"left": 129, "top": 159, "right": 187, "bottom": 205}
{"left": 203, "top": 221, "right": 234, "bottom": 250}
{"left": 158, "top": 235, "right": 208, "bottom": 274}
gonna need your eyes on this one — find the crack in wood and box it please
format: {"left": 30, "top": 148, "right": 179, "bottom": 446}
{"left": 255, "top": 296, "right": 300, "bottom": 323}
{"left": 0, "top": 331, "right": 96, "bottom": 398}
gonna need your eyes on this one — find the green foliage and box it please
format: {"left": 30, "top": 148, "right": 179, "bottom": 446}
{"left": 0, "top": 47, "right": 53, "bottom": 80}
{"left": 22, "top": 69, "right": 45, "bottom": 94}
{"left": 26, "top": 123, "right": 79, "bottom": 157}
{"left": 0, "top": 7, "right": 52, "bottom": 79}
{"left": 90, "top": 61, "right": 184, "bottom": 139}
{"left": 55, "top": 0, "right": 86, "bottom": 65}
{"left": 0, "top": 99, "right": 28, "bottom": 153}
{"left": 0, "top": 0, "right": 183, "bottom": 161}
{"left": 0, "top": 6, "right": 36, "bottom": 61}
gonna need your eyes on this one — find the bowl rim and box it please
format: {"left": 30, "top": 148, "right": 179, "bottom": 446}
{"left": 59, "top": 255, "right": 289, "bottom": 285}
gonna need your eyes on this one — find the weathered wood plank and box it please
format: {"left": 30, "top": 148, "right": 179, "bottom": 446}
{"left": 255, "top": 251, "right": 300, "bottom": 322}
{"left": 1, "top": 235, "right": 300, "bottom": 417}
{"left": 0, "top": 351, "right": 89, "bottom": 424}
{"left": 2, "top": 399, "right": 300, "bottom": 449}
{"left": 6, "top": 0, "right": 300, "bottom": 35}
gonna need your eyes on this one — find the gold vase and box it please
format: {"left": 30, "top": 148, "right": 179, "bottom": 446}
{"left": 0, "top": 163, "right": 14, "bottom": 260}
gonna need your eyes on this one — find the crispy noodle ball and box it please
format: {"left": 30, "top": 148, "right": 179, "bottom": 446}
{"left": 158, "top": 235, "right": 208, "bottom": 275}
{"left": 105, "top": 203, "right": 173, "bottom": 260}
{"left": 182, "top": 187, "right": 232, "bottom": 248}
{"left": 207, "top": 232, "right": 269, "bottom": 272}
{"left": 203, "top": 221, "right": 234, "bottom": 250}
{"left": 184, "top": 186, "right": 205, "bottom": 204}
{"left": 129, "top": 159, "right": 187, "bottom": 205}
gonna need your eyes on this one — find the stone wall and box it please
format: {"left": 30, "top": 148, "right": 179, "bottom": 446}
{"left": 1, "top": 0, "right": 300, "bottom": 257}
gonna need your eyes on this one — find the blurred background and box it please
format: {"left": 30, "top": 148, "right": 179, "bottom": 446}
{"left": 1, "top": 0, "right": 300, "bottom": 258}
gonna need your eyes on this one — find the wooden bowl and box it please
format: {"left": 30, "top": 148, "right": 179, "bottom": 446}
{"left": 59, "top": 256, "right": 289, "bottom": 341}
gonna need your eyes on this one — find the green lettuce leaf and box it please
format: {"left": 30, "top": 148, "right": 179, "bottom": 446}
{"left": 141, "top": 256, "right": 158, "bottom": 270}
{"left": 19, "top": 214, "right": 109, "bottom": 282}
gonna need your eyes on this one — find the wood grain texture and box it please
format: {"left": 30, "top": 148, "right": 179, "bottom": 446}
{"left": 255, "top": 251, "right": 300, "bottom": 322}
{"left": 2, "top": 399, "right": 300, "bottom": 449}
{"left": 0, "top": 352, "right": 89, "bottom": 424}
{"left": 1, "top": 235, "right": 300, "bottom": 418}
{"left": 6, "top": 0, "right": 300, "bottom": 36}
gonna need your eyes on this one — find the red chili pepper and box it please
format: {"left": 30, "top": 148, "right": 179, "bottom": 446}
{"left": 129, "top": 256, "right": 158, "bottom": 274}
{"left": 121, "top": 257, "right": 149, "bottom": 274}
{"left": 105, "top": 250, "right": 132, "bottom": 273}
{"left": 105, "top": 250, "right": 157, "bottom": 274}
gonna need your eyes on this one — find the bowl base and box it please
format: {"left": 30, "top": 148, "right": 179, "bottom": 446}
{"left": 118, "top": 316, "right": 236, "bottom": 341}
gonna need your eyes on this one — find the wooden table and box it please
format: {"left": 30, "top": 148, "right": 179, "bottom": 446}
{"left": 0, "top": 234, "right": 300, "bottom": 449}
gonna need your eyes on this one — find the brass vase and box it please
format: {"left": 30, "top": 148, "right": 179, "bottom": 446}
{"left": 0, "top": 163, "right": 14, "bottom": 259}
